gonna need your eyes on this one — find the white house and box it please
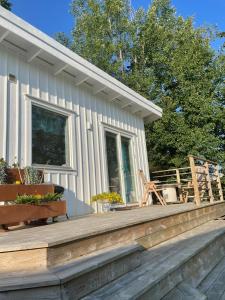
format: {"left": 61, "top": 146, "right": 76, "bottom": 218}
{"left": 0, "top": 7, "right": 162, "bottom": 216}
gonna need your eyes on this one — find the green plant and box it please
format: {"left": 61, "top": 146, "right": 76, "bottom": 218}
{"left": 42, "top": 193, "right": 63, "bottom": 202}
{"left": 24, "top": 166, "right": 41, "bottom": 184}
{"left": 91, "top": 192, "right": 123, "bottom": 204}
{"left": 15, "top": 193, "right": 63, "bottom": 205}
{"left": 0, "top": 158, "right": 7, "bottom": 184}
{"left": 15, "top": 194, "right": 41, "bottom": 205}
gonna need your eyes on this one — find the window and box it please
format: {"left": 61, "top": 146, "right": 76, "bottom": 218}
{"left": 32, "top": 105, "right": 69, "bottom": 166}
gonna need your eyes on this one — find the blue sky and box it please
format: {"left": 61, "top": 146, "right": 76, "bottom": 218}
{"left": 11, "top": 0, "right": 225, "bottom": 50}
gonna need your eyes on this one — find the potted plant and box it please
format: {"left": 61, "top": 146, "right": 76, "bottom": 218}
{"left": 0, "top": 159, "right": 7, "bottom": 206}
{"left": 0, "top": 165, "right": 55, "bottom": 202}
{"left": 91, "top": 192, "right": 123, "bottom": 213}
{"left": 0, "top": 193, "right": 67, "bottom": 229}
{"left": 23, "top": 166, "right": 42, "bottom": 184}
{"left": 0, "top": 158, "right": 7, "bottom": 184}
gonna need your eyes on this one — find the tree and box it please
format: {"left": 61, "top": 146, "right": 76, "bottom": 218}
{"left": 130, "top": 0, "right": 224, "bottom": 168}
{"left": 0, "top": 0, "right": 12, "bottom": 10}
{"left": 67, "top": 0, "right": 225, "bottom": 169}
{"left": 218, "top": 32, "right": 225, "bottom": 48}
{"left": 55, "top": 32, "right": 71, "bottom": 48}
{"left": 71, "top": 0, "right": 133, "bottom": 80}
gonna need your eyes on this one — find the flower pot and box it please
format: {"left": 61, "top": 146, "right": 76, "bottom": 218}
{"left": 0, "top": 200, "right": 67, "bottom": 227}
{"left": 94, "top": 200, "right": 111, "bottom": 213}
{"left": 0, "top": 184, "right": 55, "bottom": 202}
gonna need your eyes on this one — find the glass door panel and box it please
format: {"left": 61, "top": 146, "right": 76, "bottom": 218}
{"left": 105, "top": 131, "right": 121, "bottom": 194}
{"left": 121, "top": 137, "right": 135, "bottom": 203}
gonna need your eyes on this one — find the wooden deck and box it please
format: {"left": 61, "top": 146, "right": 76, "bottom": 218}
{"left": 0, "top": 203, "right": 203, "bottom": 251}
{"left": 0, "top": 201, "right": 225, "bottom": 274}
{"left": 0, "top": 201, "right": 225, "bottom": 299}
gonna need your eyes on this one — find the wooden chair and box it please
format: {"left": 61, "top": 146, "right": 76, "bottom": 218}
{"left": 139, "top": 170, "right": 167, "bottom": 207}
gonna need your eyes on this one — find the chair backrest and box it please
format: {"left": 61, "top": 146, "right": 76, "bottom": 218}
{"left": 139, "top": 169, "right": 147, "bottom": 185}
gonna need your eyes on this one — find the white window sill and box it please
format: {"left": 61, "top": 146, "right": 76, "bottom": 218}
{"left": 32, "top": 164, "right": 77, "bottom": 174}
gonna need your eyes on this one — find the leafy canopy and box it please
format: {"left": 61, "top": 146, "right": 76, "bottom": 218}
{"left": 0, "top": 0, "right": 12, "bottom": 10}
{"left": 57, "top": 0, "right": 225, "bottom": 169}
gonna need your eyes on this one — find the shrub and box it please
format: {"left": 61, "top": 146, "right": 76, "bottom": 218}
{"left": 91, "top": 192, "right": 123, "bottom": 204}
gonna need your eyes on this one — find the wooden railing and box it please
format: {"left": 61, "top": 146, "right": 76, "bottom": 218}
{"left": 188, "top": 155, "right": 223, "bottom": 205}
{"left": 151, "top": 167, "right": 192, "bottom": 202}
{"left": 150, "top": 155, "right": 224, "bottom": 206}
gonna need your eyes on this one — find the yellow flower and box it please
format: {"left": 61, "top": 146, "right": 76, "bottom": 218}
{"left": 35, "top": 194, "right": 42, "bottom": 200}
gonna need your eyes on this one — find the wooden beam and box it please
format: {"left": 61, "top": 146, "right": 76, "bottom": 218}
{"left": 109, "top": 95, "right": 120, "bottom": 102}
{"left": 189, "top": 155, "right": 201, "bottom": 206}
{"left": 215, "top": 164, "right": 224, "bottom": 202}
{"left": 0, "top": 30, "right": 9, "bottom": 43}
{"left": 176, "top": 169, "right": 184, "bottom": 202}
{"left": 141, "top": 111, "right": 151, "bottom": 118}
{"left": 75, "top": 75, "right": 89, "bottom": 86}
{"left": 121, "top": 103, "right": 132, "bottom": 109}
{"left": 204, "top": 161, "right": 214, "bottom": 203}
{"left": 93, "top": 86, "right": 106, "bottom": 95}
{"left": 132, "top": 108, "right": 142, "bottom": 115}
{"left": 27, "top": 48, "right": 42, "bottom": 63}
{"left": 54, "top": 63, "right": 68, "bottom": 76}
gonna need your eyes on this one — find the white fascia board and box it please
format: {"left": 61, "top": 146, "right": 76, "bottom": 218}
{"left": 0, "top": 7, "right": 162, "bottom": 119}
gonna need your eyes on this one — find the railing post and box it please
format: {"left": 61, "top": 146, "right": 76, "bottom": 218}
{"left": 215, "top": 164, "right": 224, "bottom": 202}
{"left": 204, "top": 161, "right": 214, "bottom": 203}
{"left": 176, "top": 169, "right": 183, "bottom": 202}
{"left": 189, "top": 155, "right": 201, "bottom": 206}
{"left": 176, "top": 169, "right": 181, "bottom": 184}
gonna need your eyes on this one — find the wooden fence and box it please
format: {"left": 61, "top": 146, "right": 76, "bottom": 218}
{"left": 151, "top": 155, "right": 224, "bottom": 206}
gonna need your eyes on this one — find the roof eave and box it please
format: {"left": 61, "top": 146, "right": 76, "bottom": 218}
{"left": 0, "top": 7, "right": 162, "bottom": 121}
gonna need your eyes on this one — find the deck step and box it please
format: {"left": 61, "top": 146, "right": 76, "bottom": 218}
{"left": 83, "top": 220, "right": 225, "bottom": 300}
{"left": 162, "top": 283, "right": 206, "bottom": 300}
{"left": 0, "top": 243, "right": 142, "bottom": 300}
{"left": 198, "top": 256, "right": 225, "bottom": 299}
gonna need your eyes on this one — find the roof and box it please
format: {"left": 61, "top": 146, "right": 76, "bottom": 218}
{"left": 0, "top": 7, "right": 162, "bottom": 122}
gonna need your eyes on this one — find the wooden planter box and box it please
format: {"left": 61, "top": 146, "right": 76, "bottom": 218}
{"left": 0, "top": 184, "right": 55, "bottom": 202}
{"left": 6, "top": 168, "right": 44, "bottom": 184}
{"left": 0, "top": 200, "right": 67, "bottom": 226}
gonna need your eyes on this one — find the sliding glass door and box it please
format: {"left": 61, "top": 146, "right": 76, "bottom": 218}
{"left": 105, "top": 132, "right": 121, "bottom": 194}
{"left": 105, "top": 130, "right": 136, "bottom": 204}
{"left": 121, "top": 137, "right": 135, "bottom": 203}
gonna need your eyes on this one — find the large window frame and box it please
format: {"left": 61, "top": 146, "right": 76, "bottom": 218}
{"left": 32, "top": 104, "right": 69, "bottom": 167}
{"left": 25, "top": 95, "right": 77, "bottom": 171}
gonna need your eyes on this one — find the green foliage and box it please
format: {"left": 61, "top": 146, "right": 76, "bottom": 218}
{"left": 55, "top": 32, "right": 71, "bottom": 48}
{"left": 15, "top": 193, "right": 62, "bottom": 205}
{"left": 134, "top": 0, "right": 225, "bottom": 169}
{"left": 24, "top": 167, "right": 41, "bottom": 184}
{"left": 66, "top": 0, "right": 225, "bottom": 169}
{"left": 91, "top": 192, "right": 124, "bottom": 204}
{"left": 0, "top": 0, "right": 12, "bottom": 10}
{"left": 0, "top": 158, "right": 7, "bottom": 184}
{"left": 43, "top": 193, "right": 63, "bottom": 201}
{"left": 71, "top": 0, "right": 133, "bottom": 79}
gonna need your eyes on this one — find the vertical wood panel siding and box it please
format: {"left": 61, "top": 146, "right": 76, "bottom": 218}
{"left": 0, "top": 46, "right": 150, "bottom": 216}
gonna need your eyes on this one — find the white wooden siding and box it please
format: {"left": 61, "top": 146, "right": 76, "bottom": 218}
{"left": 0, "top": 45, "right": 150, "bottom": 216}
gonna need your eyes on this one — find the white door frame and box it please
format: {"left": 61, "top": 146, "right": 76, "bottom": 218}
{"left": 102, "top": 124, "right": 137, "bottom": 204}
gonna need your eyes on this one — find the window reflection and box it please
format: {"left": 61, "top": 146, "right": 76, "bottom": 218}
{"left": 105, "top": 132, "right": 121, "bottom": 194}
{"left": 32, "top": 105, "right": 68, "bottom": 166}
